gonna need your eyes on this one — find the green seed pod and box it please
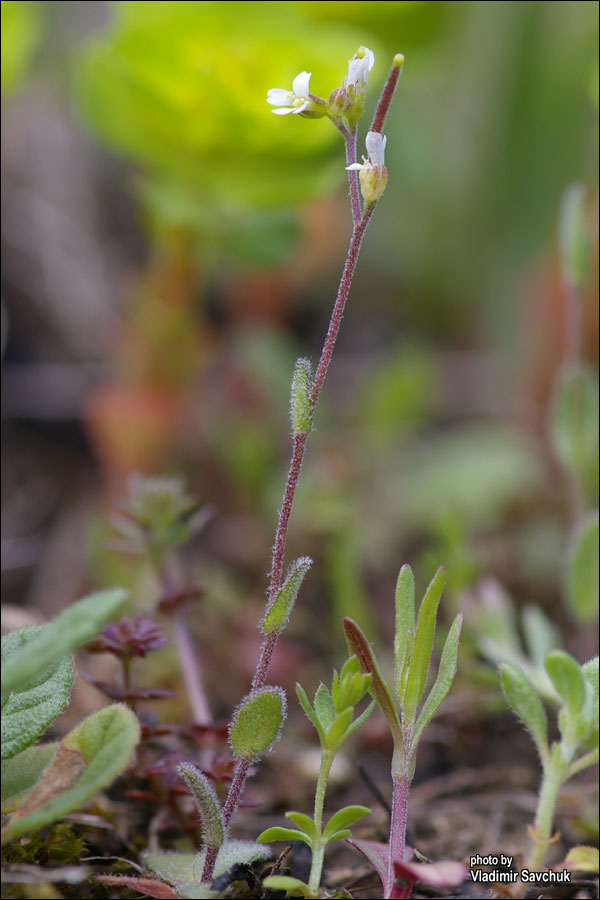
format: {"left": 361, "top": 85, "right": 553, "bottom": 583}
{"left": 177, "top": 762, "right": 225, "bottom": 849}
{"left": 229, "top": 687, "right": 287, "bottom": 761}
{"left": 262, "top": 557, "right": 312, "bottom": 635}
{"left": 290, "top": 358, "right": 312, "bottom": 437}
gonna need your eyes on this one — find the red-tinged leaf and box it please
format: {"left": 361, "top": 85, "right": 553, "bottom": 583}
{"left": 343, "top": 618, "right": 402, "bottom": 742}
{"left": 393, "top": 859, "right": 467, "bottom": 890}
{"left": 346, "top": 838, "right": 414, "bottom": 896}
{"left": 97, "top": 874, "right": 179, "bottom": 898}
{"left": 158, "top": 586, "right": 205, "bottom": 615}
{"left": 87, "top": 679, "right": 175, "bottom": 701}
{"left": 187, "top": 722, "right": 230, "bottom": 742}
{"left": 124, "top": 789, "right": 161, "bottom": 804}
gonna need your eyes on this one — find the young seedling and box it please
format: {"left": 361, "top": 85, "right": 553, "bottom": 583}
{"left": 500, "top": 652, "right": 598, "bottom": 892}
{"left": 257, "top": 657, "right": 375, "bottom": 898}
{"left": 344, "top": 565, "right": 463, "bottom": 899}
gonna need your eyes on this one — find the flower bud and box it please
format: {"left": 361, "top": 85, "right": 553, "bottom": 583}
{"left": 262, "top": 556, "right": 312, "bottom": 636}
{"left": 290, "top": 358, "right": 312, "bottom": 437}
{"left": 229, "top": 687, "right": 287, "bottom": 761}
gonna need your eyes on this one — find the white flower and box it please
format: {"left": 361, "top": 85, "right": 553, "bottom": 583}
{"left": 344, "top": 46, "right": 375, "bottom": 91}
{"left": 267, "top": 71, "right": 313, "bottom": 115}
{"left": 346, "top": 131, "right": 388, "bottom": 204}
{"left": 347, "top": 131, "right": 387, "bottom": 171}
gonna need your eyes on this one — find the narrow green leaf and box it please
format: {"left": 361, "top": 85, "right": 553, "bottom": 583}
{"left": 1, "top": 628, "right": 73, "bottom": 759}
{"left": 1, "top": 743, "right": 58, "bottom": 813}
{"left": 262, "top": 875, "right": 312, "bottom": 898}
{"left": 559, "top": 183, "right": 589, "bottom": 289}
{"left": 499, "top": 664, "right": 548, "bottom": 762}
{"left": 545, "top": 651, "right": 587, "bottom": 717}
{"left": 402, "top": 568, "right": 445, "bottom": 724}
{"left": 257, "top": 826, "right": 311, "bottom": 846}
{"left": 177, "top": 763, "right": 224, "bottom": 849}
{"left": 325, "top": 707, "right": 353, "bottom": 750}
{"left": 394, "top": 564, "right": 415, "bottom": 697}
{"left": 1, "top": 588, "right": 128, "bottom": 698}
{"left": 322, "top": 805, "right": 371, "bottom": 839}
{"left": 229, "top": 687, "right": 286, "bottom": 761}
{"left": 343, "top": 618, "right": 401, "bottom": 742}
{"left": 290, "top": 358, "right": 312, "bottom": 437}
{"left": 295, "top": 683, "right": 321, "bottom": 737}
{"left": 262, "top": 557, "right": 312, "bottom": 635}
{"left": 565, "top": 514, "right": 599, "bottom": 623}
{"left": 412, "top": 613, "right": 462, "bottom": 749}
{"left": 325, "top": 828, "right": 352, "bottom": 842}
{"left": 313, "top": 684, "right": 335, "bottom": 737}
{"left": 342, "top": 700, "right": 376, "bottom": 739}
{"left": 285, "top": 811, "right": 317, "bottom": 841}
{"left": 4, "top": 703, "right": 140, "bottom": 839}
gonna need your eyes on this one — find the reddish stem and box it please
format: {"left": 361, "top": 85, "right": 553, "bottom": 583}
{"left": 386, "top": 775, "right": 410, "bottom": 899}
{"left": 201, "top": 845, "right": 220, "bottom": 885}
{"left": 371, "top": 59, "right": 403, "bottom": 135}
{"left": 343, "top": 127, "right": 362, "bottom": 228}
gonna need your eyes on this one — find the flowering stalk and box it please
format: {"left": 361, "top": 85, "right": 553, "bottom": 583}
{"left": 202, "top": 48, "right": 404, "bottom": 884}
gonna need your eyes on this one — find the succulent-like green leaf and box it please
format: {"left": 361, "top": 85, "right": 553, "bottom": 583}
{"left": 257, "top": 826, "right": 312, "bottom": 846}
{"left": 343, "top": 618, "right": 402, "bottom": 742}
{"left": 313, "top": 684, "right": 336, "bottom": 736}
{"left": 285, "top": 811, "right": 318, "bottom": 841}
{"left": 402, "top": 568, "right": 445, "bottom": 724}
{"left": 394, "top": 564, "right": 415, "bottom": 697}
{"left": 559, "top": 183, "right": 589, "bottom": 289}
{"left": 322, "top": 805, "right": 371, "bottom": 839}
{"left": 262, "top": 557, "right": 312, "bottom": 636}
{"left": 229, "top": 687, "right": 286, "bottom": 761}
{"left": 566, "top": 514, "right": 599, "bottom": 623}
{"left": 545, "top": 651, "right": 587, "bottom": 718}
{"left": 499, "top": 664, "right": 548, "bottom": 763}
{"left": 176, "top": 763, "right": 224, "bottom": 850}
{"left": 1, "top": 743, "right": 58, "bottom": 813}
{"left": 262, "top": 876, "right": 312, "bottom": 898}
{"left": 412, "top": 613, "right": 462, "bottom": 749}
{"left": 1, "top": 628, "right": 73, "bottom": 759}
{"left": 1, "top": 588, "right": 128, "bottom": 698}
{"left": 3, "top": 703, "right": 140, "bottom": 840}
{"left": 290, "top": 358, "right": 312, "bottom": 437}
{"left": 143, "top": 841, "right": 272, "bottom": 886}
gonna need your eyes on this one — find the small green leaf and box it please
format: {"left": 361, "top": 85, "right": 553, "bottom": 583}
{"left": 332, "top": 656, "right": 372, "bottom": 712}
{"left": 1, "top": 743, "right": 57, "bottom": 813}
{"left": 325, "top": 707, "right": 353, "bottom": 750}
{"left": 343, "top": 618, "right": 402, "bottom": 742}
{"left": 143, "top": 841, "right": 272, "bottom": 886}
{"left": 3, "top": 703, "right": 140, "bottom": 840}
{"left": 499, "top": 664, "right": 548, "bottom": 762}
{"left": 566, "top": 514, "right": 599, "bottom": 623}
{"left": 263, "top": 557, "right": 312, "bottom": 635}
{"left": 521, "top": 606, "right": 560, "bottom": 669}
{"left": 257, "top": 826, "right": 311, "bottom": 846}
{"left": 262, "top": 875, "right": 312, "bottom": 897}
{"left": 342, "top": 700, "right": 376, "bottom": 739}
{"left": 412, "top": 613, "right": 462, "bottom": 749}
{"left": 313, "top": 684, "right": 336, "bottom": 736}
{"left": 564, "top": 845, "right": 600, "bottom": 873}
{"left": 229, "top": 687, "right": 286, "bottom": 761}
{"left": 285, "top": 811, "right": 318, "bottom": 841}
{"left": 290, "top": 358, "right": 312, "bottom": 437}
{"left": 1, "top": 628, "right": 73, "bottom": 759}
{"left": 295, "top": 683, "right": 321, "bottom": 738}
{"left": 559, "top": 183, "right": 589, "bottom": 290}
{"left": 551, "top": 365, "right": 599, "bottom": 500}
{"left": 394, "top": 564, "right": 415, "bottom": 697}
{"left": 582, "top": 656, "right": 599, "bottom": 705}
{"left": 322, "top": 805, "right": 370, "bottom": 839}
{"left": 177, "top": 763, "right": 224, "bottom": 850}
{"left": 403, "top": 568, "right": 445, "bottom": 724}
{"left": 1, "top": 588, "right": 128, "bottom": 699}
{"left": 545, "top": 650, "right": 587, "bottom": 717}
{"left": 324, "top": 829, "right": 352, "bottom": 842}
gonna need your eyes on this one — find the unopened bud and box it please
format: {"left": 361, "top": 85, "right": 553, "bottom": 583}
{"left": 177, "top": 763, "right": 225, "bottom": 849}
{"left": 229, "top": 687, "right": 287, "bottom": 761}
{"left": 262, "top": 557, "right": 312, "bottom": 636}
{"left": 290, "top": 358, "right": 312, "bottom": 437}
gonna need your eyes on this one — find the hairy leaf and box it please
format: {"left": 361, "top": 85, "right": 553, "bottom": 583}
{"left": 343, "top": 618, "right": 401, "bottom": 742}
{"left": 313, "top": 683, "right": 336, "bottom": 737}
{"left": 295, "top": 683, "right": 321, "bottom": 737}
{"left": 3, "top": 703, "right": 140, "bottom": 840}
{"left": 325, "top": 707, "right": 353, "bottom": 750}
{"left": 545, "top": 651, "right": 587, "bottom": 717}
{"left": 499, "top": 664, "right": 548, "bottom": 763}
{"left": 262, "top": 557, "right": 312, "bottom": 635}
{"left": 177, "top": 763, "right": 224, "bottom": 849}
{"left": 566, "top": 514, "right": 599, "bottom": 623}
{"left": 402, "top": 568, "right": 445, "bottom": 724}
{"left": 290, "top": 358, "right": 312, "bottom": 437}
{"left": 229, "top": 687, "right": 286, "bottom": 760}
{"left": 1, "top": 743, "right": 57, "bottom": 812}
{"left": 143, "top": 842, "right": 272, "bottom": 885}
{"left": 97, "top": 875, "right": 179, "bottom": 899}
{"left": 1, "top": 588, "right": 128, "bottom": 698}
{"left": 412, "top": 613, "right": 462, "bottom": 749}
{"left": 1, "top": 627, "right": 73, "bottom": 759}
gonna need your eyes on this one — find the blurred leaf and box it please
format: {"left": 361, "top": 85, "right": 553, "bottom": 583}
{"left": 326, "top": 529, "right": 375, "bottom": 641}
{"left": 551, "top": 365, "right": 599, "bottom": 502}
{"left": 412, "top": 613, "right": 462, "bottom": 748}
{"left": 313, "top": 683, "right": 336, "bottom": 736}
{"left": 544, "top": 650, "right": 587, "bottom": 718}
{"left": 1, "top": 628, "right": 73, "bottom": 759}
{"left": 499, "top": 664, "right": 548, "bottom": 763}
{"left": 1, "top": 0, "right": 41, "bottom": 96}
{"left": 1, "top": 743, "right": 57, "bottom": 813}
{"left": 565, "top": 513, "right": 599, "bottom": 623}
{"left": 559, "top": 183, "right": 590, "bottom": 289}
{"left": 521, "top": 606, "right": 560, "bottom": 668}
{"left": 229, "top": 687, "right": 286, "bottom": 760}
{"left": 3, "top": 704, "right": 140, "bottom": 840}
{"left": 403, "top": 568, "right": 445, "bottom": 724}
{"left": 96, "top": 875, "right": 180, "bottom": 899}
{"left": 262, "top": 876, "right": 312, "bottom": 898}
{"left": 143, "top": 842, "right": 272, "bottom": 885}
{"left": 1, "top": 588, "right": 128, "bottom": 698}
{"left": 564, "top": 845, "right": 600, "bottom": 874}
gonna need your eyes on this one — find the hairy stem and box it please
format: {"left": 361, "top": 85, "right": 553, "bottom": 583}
{"left": 342, "top": 127, "right": 362, "bottom": 227}
{"left": 386, "top": 774, "right": 410, "bottom": 899}
{"left": 525, "top": 765, "right": 563, "bottom": 872}
{"left": 371, "top": 57, "right": 404, "bottom": 135}
{"left": 307, "top": 749, "right": 334, "bottom": 895}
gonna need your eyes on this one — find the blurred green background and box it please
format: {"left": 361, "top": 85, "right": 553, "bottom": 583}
{"left": 1, "top": 1, "right": 598, "bottom": 691}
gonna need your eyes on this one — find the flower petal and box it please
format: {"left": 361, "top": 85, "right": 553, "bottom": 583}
{"left": 346, "top": 163, "right": 365, "bottom": 170}
{"left": 267, "top": 88, "right": 293, "bottom": 106}
{"left": 365, "top": 131, "right": 386, "bottom": 166}
{"left": 271, "top": 107, "right": 294, "bottom": 115}
{"left": 292, "top": 71, "right": 311, "bottom": 97}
